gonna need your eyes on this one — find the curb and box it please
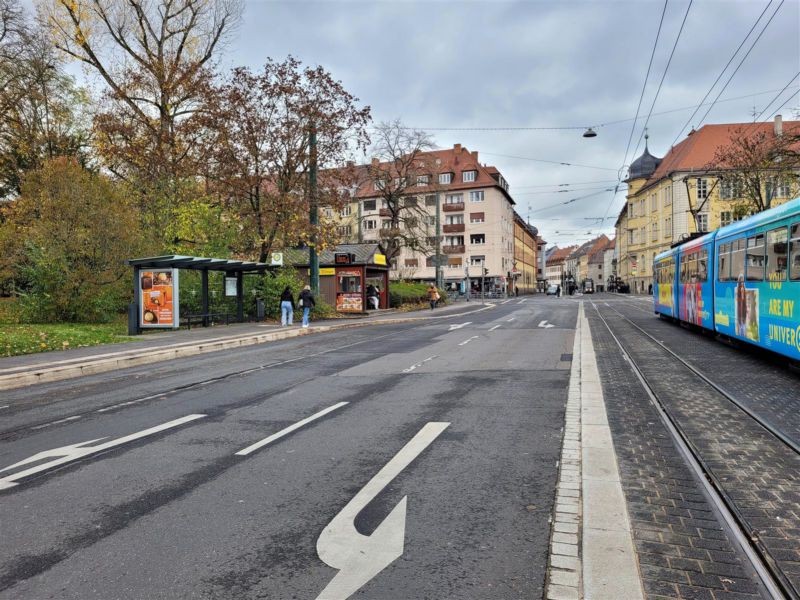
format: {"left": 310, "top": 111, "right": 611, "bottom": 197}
{"left": 0, "top": 304, "right": 495, "bottom": 391}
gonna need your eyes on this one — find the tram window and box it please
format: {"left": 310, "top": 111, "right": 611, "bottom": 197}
{"left": 730, "top": 238, "right": 745, "bottom": 281}
{"left": 698, "top": 248, "right": 708, "bottom": 281}
{"left": 718, "top": 243, "right": 730, "bottom": 281}
{"left": 791, "top": 224, "right": 800, "bottom": 280}
{"left": 766, "top": 227, "right": 788, "bottom": 282}
{"left": 746, "top": 234, "right": 765, "bottom": 281}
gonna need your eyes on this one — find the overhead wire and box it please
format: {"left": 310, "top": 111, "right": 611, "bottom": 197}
{"left": 481, "top": 152, "right": 618, "bottom": 172}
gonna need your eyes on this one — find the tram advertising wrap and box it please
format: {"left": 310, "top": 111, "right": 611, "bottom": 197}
{"left": 655, "top": 196, "right": 800, "bottom": 362}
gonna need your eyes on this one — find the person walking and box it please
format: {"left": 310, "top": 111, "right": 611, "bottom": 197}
{"left": 427, "top": 284, "right": 439, "bottom": 310}
{"left": 298, "top": 285, "right": 316, "bottom": 328}
{"left": 280, "top": 286, "right": 295, "bottom": 326}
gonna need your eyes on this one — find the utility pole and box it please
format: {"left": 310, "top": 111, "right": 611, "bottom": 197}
{"left": 481, "top": 258, "right": 485, "bottom": 303}
{"left": 435, "top": 192, "right": 442, "bottom": 290}
{"left": 357, "top": 197, "right": 363, "bottom": 243}
{"left": 309, "top": 123, "right": 319, "bottom": 296}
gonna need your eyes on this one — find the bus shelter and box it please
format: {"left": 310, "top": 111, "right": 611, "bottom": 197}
{"left": 126, "top": 255, "right": 276, "bottom": 334}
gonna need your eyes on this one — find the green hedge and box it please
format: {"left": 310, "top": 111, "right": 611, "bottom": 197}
{"left": 389, "top": 282, "right": 446, "bottom": 308}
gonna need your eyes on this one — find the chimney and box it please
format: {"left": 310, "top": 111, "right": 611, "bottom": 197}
{"left": 774, "top": 114, "right": 783, "bottom": 137}
{"left": 453, "top": 143, "right": 461, "bottom": 153}
{"left": 471, "top": 151, "right": 478, "bottom": 161}
{"left": 371, "top": 157, "right": 379, "bottom": 166}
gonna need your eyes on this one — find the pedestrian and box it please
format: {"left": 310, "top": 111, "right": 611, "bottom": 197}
{"left": 427, "top": 284, "right": 439, "bottom": 310}
{"left": 366, "top": 283, "right": 379, "bottom": 310}
{"left": 298, "top": 284, "right": 316, "bottom": 328}
{"left": 556, "top": 284, "right": 561, "bottom": 297}
{"left": 514, "top": 285, "right": 519, "bottom": 297}
{"left": 280, "top": 286, "right": 295, "bottom": 326}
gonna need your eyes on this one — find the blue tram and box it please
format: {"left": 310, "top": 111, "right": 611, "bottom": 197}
{"left": 654, "top": 196, "right": 800, "bottom": 361}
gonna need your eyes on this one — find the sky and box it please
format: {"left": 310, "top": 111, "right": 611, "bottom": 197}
{"left": 30, "top": 0, "right": 800, "bottom": 249}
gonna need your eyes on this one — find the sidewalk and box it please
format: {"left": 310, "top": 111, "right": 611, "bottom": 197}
{"left": 0, "top": 301, "right": 493, "bottom": 391}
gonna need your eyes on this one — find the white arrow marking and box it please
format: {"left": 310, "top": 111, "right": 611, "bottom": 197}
{"left": 458, "top": 336, "right": 480, "bottom": 346}
{"left": 0, "top": 414, "right": 206, "bottom": 491}
{"left": 538, "top": 320, "right": 555, "bottom": 329}
{"left": 316, "top": 422, "right": 450, "bottom": 600}
{"left": 236, "top": 402, "right": 348, "bottom": 456}
{"left": 448, "top": 321, "right": 472, "bottom": 331}
{"left": 401, "top": 355, "right": 437, "bottom": 374}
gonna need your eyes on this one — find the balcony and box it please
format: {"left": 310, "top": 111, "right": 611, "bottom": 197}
{"left": 442, "top": 245, "right": 465, "bottom": 254}
{"left": 379, "top": 228, "right": 402, "bottom": 238}
{"left": 379, "top": 208, "right": 392, "bottom": 217}
{"left": 442, "top": 223, "right": 465, "bottom": 233}
{"left": 442, "top": 202, "right": 465, "bottom": 212}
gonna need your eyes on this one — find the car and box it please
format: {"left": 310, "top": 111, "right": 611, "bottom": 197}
{"left": 546, "top": 284, "right": 559, "bottom": 295}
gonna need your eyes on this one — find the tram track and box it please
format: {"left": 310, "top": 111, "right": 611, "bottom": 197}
{"left": 591, "top": 300, "right": 799, "bottom": 600}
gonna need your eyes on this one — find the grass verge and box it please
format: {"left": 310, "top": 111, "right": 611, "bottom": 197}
{"left": 0, "top": 322, "right": 134, "bottom": 358}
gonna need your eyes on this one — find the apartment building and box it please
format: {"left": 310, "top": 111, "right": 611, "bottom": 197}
{"left": 616, "top": 117, "right": 800, "bottom": 293}
{"left": 338, "top": 144, "right": 526, "bottom": 293}
{"left": 545, "top": 246, "right": 577, "bottom": 287}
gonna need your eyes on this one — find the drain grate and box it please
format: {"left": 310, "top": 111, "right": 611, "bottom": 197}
{"left": 560, "top": 353, "right": 573, "bottom": 362}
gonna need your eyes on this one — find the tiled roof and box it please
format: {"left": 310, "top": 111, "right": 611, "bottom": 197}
{"left": 570, "top": 235, "right": 610, "bottom": 260}
{"left": 283, "top": 243, "right": 386, "bottom": 267}
{"left": 546, "top": 245, "right": 577, "bottom": 265}
{"left": 350, "top": 144, "right": 514, "bottom": 204}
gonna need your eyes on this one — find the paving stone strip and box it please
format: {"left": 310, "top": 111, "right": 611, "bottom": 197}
{"left": 587, "top": 305, "right": 764, "bottom": 600}
{"left": 594, "top": 304, "right": 800, "bottom": 595}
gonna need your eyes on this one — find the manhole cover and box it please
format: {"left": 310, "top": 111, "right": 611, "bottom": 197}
{"left": 560, "top": 353, "right": 573, "bottom": 362}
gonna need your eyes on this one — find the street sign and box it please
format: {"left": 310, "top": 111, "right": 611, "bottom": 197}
{"left": 430, "top": 254, "right": 448, "bottom": 267}
{"left": 270, "top": 252, "right": 283, "bottom": 266}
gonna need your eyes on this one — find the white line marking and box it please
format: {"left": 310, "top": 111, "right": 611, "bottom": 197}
{"left": 489, "top": 324, "right": 501, "bottom": 331}
{"left": 448, "top": 322, "right": 472, "bottom": 331}
{"left": 316, "top": 422, "right": 450, "bottom": 600}
{"left": 401, "top": 355, "right": 438, "bottom": 373}
{"left": 458, "top": 336, "right": 480, "bottom": 346}
{"left": 0, "top": 414, "right": 206, "bottom": 491}
{"left": 506, "top": 317, "right": 516, "bottom": 322}
{"left": 236, "top": 402, "right": 348, "bottom": 457}
{"left": 30, "top": 415, "right": 81, "bottom": 430}
{"left": 501, "top": 299, "right": 512, "bottom": 304}
{"left": 517, "top": 299, "right": 527, "bottom": 304}
{"left": 0, "top": 405, "right": 8, "bottom": 410}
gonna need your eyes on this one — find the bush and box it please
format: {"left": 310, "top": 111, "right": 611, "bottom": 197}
{"left": 388, "top": 281, "right": 446, "bottom": 308}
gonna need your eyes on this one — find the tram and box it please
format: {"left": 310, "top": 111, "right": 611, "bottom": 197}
{"left": 653, "top": 196, "right": 800, "bottom": 361}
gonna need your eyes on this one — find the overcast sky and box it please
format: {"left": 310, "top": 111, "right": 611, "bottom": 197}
{"left": 33, "top": 0, "right": 800, "bottom": 248}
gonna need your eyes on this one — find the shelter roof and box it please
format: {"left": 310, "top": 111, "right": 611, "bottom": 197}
{"left": 126, "top": 255, "right": 274, "bottom": 273}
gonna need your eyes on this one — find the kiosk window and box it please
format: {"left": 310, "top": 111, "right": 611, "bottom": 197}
{"left": 746, "top": 235, "right": 765, "bottom": 281}
{"left": 766, "top": 227, "right": 788, "bottom": 281}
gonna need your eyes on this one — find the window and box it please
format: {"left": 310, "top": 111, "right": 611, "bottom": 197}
{"left": 696, "top": 213, "right": 708, "bottom": 232}
{"left": 363, "top": 199, "right": 376, "bottom": 211}
{"left": 718, "top": 243, "right": 730, "bottom": 281}
{"left": 720, "top": 180, "right": 742, "bottom": 200}
{"left": 340, "top": 205, "right": 352, "bottom": 217}
{"left": 746, "top": 234, "right": 765, "bottom": 281}
{"left": 405, "top": 217, "right": 419, "bottom": 228}
{"left": 426, "top": 236, "right": 438, "bottom": 246}
{"left": 425, "top": 195, "right": 437, "bottom": 207}
{"left": 628, "top": 203, "right": 634, "bottom": 218}
{"left": 470, "top": 234, "right": 485, "bottom": 245}
{"left": 767, "top": 178, "right": 791, "bottom": 199}
{"left": 390, "top": 259, "right": 398, "bottom": 270}
{"left": 445, "top": 193, "right": 463, "bottom": 204}
{"left": 439, "top": 173, "right": 452, "bottom": 185}
{"left": 445, "top": 235, "right": 464, "bottom": 246}
{"left": 664, "top": 185, "right": 673, "bottom": 205}
{"left": 651, "top": 222, "right": 658, "bottom": 241}
{"left": 628, "top": 230, "right": 634, "bottom": 245}
{"left": 381, "top": 220, "right": 392, "bottom": 229}
{"left": 664, "top": 217, "right": 673, "bottom": 238}
{"left": 469, "top": 190, "right": 484, "bottom": 202}
{"left": 364, "top": 219, "right": 376, "bottom": 230}
{"left": 447, "top": 257, "right": 463, "bottom": 268}
{"left": 766, "top": 227, "right": 788, "bottom": 281}
{"left": 404, "top": 258, "right": 419, "bottom": 268}
{"left": 374, "top": 180, "right": 385, "bottom": 191}
{"left": 470, "top": 212, "right": 485, "bottom": 223}
{"left": 416, "top": 175, "right": 429, "bottom": 186}
{"left": 470, "top": 255, "right": 486, "bottom": 266}
{"left": 323, "top": 207, "right": 333, "bottom": 219}
{"left": 404, "top": 196, "right": 417, "bottom": 207}
{"left": 650, "top": 195, "right": 658, "bottom": 212}
{"left": 425, "top": 256, "right": 434, "bottom": 268}
{"left": 337, "top": 225, "right": 352, "bottom": 236}
{"left": 696, "top": 178, "right": 708, "bottom": 200}
{"left": 730, "top": 238, "right": 745, "bottom": 280}
{"left": 720, "top": 211, "right": 732, "bottom": 227}
{"left": 698, "top": 247, "right": 708, "bottom": 281}
{"left": 445, "top": 214, "right": 464, "bottom": 225}
{"left": 462, "top": 170, "right": 477, "bottom": 183}
{"left": 425, "top": 215, "right": 436, "bottom": 226}
{"left": 791, "top": 224, "right": 800, "bottom": 280}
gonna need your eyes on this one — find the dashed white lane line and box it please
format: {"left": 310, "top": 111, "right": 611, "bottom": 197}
{"left": 96, "top": 394, "right": 166, "bottom": 413}
{"left": 501, "top": 299, "right": 512, "bottom": 304}
{"left": 458, "top": 336, "right": 480, "bottom": 346}
{"left": 517, "top": 298, "right": 527, "bottom": 304}
{"left": 0, "top": 405, "right": 9, "bottom": 410}
{"left": 30, "top": 415, "right": 81, "bottom": 430}
{"left": 402, "top": 355, "right": 438, "bottom": 373}
{"left": 489, "top": 325, "right": 501, "bottom": 331}
{"left": 235, "top": 402, "right": 349, "bottom": 456}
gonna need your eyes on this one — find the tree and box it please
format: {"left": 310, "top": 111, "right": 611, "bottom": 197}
{"left": 40, "top": 0, "right": 243, "bottom": 234}
{"left": 710, "top": 124, "right": 800, "bottom": 214}
{"left": 362, "top": 121, "right": 441, "bottom": 266}
{"left": 0, "top": 158, "right": 145, "bottom": 322}
{"left": 203, "top": 57, "right": 371, "bottom": 262}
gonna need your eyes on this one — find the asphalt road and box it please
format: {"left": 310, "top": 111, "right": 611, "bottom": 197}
{"left": 0, "top": 297, "right": 577, "bottom": 599}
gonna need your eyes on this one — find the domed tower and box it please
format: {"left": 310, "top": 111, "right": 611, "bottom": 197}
{"left": 625, "top": 134, "right": 661, "bottom": 193}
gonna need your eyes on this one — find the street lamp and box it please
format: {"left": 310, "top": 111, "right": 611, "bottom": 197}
{"left": 583, "top": 127, "right": 597, "bottom": 138}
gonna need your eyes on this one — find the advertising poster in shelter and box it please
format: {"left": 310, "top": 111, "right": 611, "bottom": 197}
{"left": 139, "top": 269, "right": 179, "bottom": 328}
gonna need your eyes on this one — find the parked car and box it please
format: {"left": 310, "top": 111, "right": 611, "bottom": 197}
{"left": 546, "top": 284, "right": 559, "bottom": 295}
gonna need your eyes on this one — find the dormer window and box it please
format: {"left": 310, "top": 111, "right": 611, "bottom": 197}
{"left": 439, "top": 173, "right": 452, "bottom": 185}
{"left": 462, "top": 170, "right": 477, "bottom": 183}
{"left": 374, "top": 180, "right": 385, "bottom": 191}
{"left": 417, "top": 175, "right": 429, "bottom": 186}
